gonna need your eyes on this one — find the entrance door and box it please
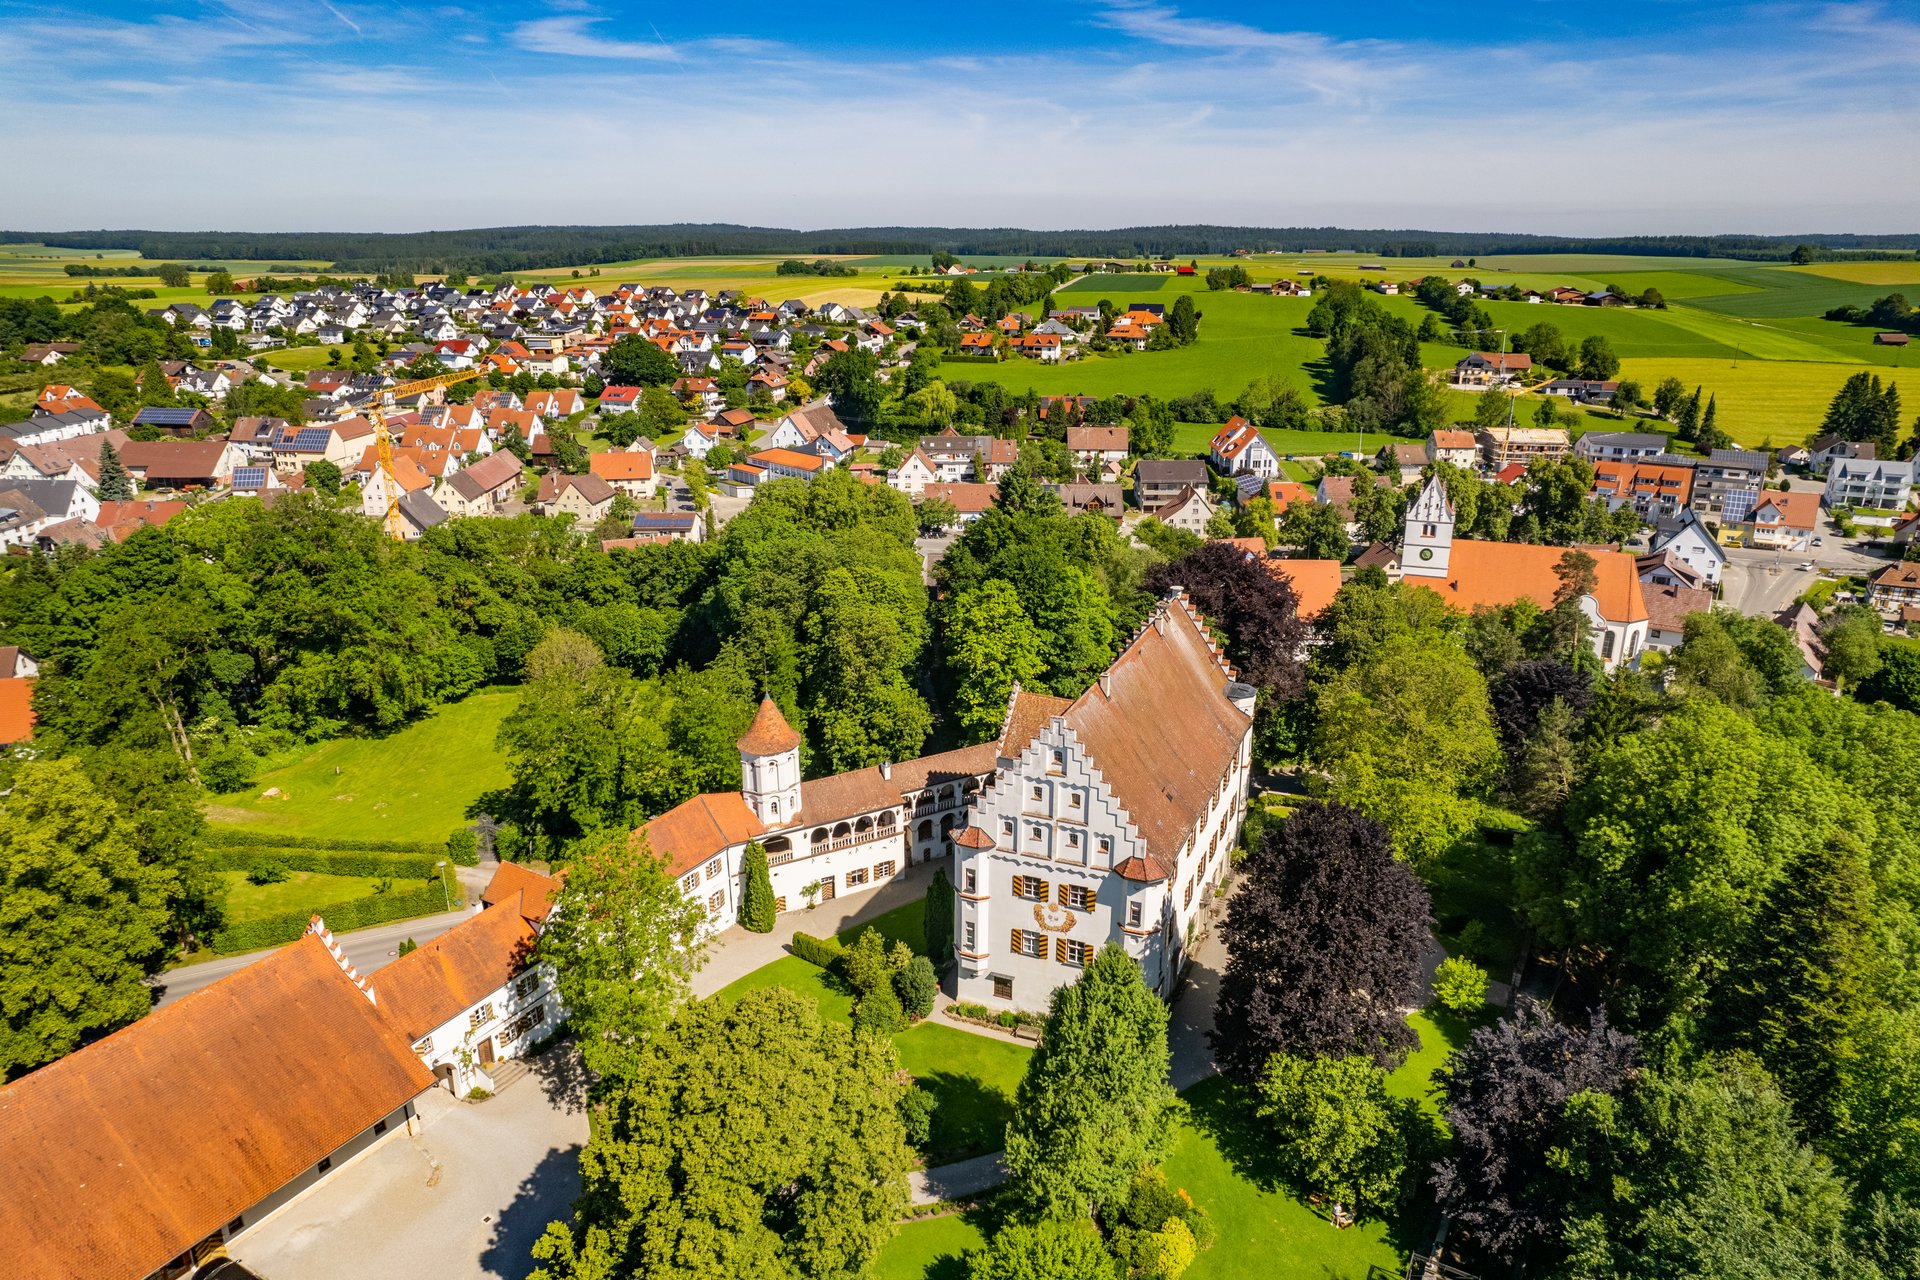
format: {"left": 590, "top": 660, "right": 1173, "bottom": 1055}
{"left": 819, "top": 876, "right": 836, "bottom": 902}
{"left": 478, "top": 1038, "right": 495, "bottom": 1066}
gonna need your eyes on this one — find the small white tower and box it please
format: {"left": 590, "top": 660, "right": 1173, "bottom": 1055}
{"left": 1402, "top": 474, "right": 1455, "bottom": 579}
{"left": 737, "top": 697, "right": 803, "bottom": 825}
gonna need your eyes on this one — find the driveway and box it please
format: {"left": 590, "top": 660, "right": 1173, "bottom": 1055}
{"left": 233, "top": 1048, "right": 590, "bottom": 1280}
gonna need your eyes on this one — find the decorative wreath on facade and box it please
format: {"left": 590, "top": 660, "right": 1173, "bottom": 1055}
{"left": 1032, "top": 902, "right": 1075, "bottom": 933}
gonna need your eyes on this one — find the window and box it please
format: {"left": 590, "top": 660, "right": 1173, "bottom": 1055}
{"left": 317, "top": 1157, "right": 332, "bottom": 1174}
{"left": 963, "top": 867, "right": 977, "bottom": 894}
{"left": 1062, "top": 883, "right": 1095, "bottom": 911}
{"left": 1013, "top": 875, "right": 1050, "bottom": 902}
{"left": 1066, "top": 831, "right": 1081, "bottom": 849}
{"left": 1057, "top": 938, "right": 1092, "bottom": 966}
{"left": 1010, "top": 929, "right": 1046, "bottom": 958}
{"left": 708, "top": 890, "right": 724, "bottom": 912}
{"left": 514, "top": 973, "right": 538, "bottom": 1001}
{"left": 963, "top": 920, "right": 976, "bottom": 951}
{"left": 468, "top": 1003, "right": 494, "bottom": 1032}
{"left": 681, "top": 872, "right": 699, "bottom": 893}
{"left": 1028, "top": 823, "right": 1044, "bottom": 842}
{"left": 705, "top": 859, "right": 720, "bottom": 881}
{"left": 1098, "top": 836, "right": 1112, "bottom": 856}
{"left": 1184, "top": 876, "right": 1195, "bottom": 908}
{"left": 769, "top": 799, "right": 779, "bottom": 817}
{"left": 1602, "top": 630, "right": 1616, "bottom": 659}
{"left": 1127, "top": 901, "right": 1143, "bottom": 928}
{"left": 1422, "top": 523, "right": 1437, "bottom": 537}
{"left": 1050, "top": 749, "right": 1064, "bottom": 770}
{"left": 228, "top": 1216, "right": 246, "bottom": 1234}
{"left": 846, "top": 867, "right": 869, "bottom": 887}
{"left": 875, "top": 860, "right": 896, "bottom": 879}
{"left": 993, "top": 976, "right": 1013, "bottom": 1000}
{"left": 1068, "top": 791, "right": 1082, "bottom": 810}
{"left": 1000, "top": 817, "right": 1014, "bottom": 835}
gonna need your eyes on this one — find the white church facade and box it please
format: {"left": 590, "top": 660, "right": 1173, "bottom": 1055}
{"left": 1398, "top": 475, "right": 1650, "bottom": 670}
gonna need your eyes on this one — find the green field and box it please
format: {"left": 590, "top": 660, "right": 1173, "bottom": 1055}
{"left": 207, "top": 690, "right": 516, "bottom": 843}
{"left": 1623, "top": 357, "right": 1919, "bottom": 446}
{"left": 218, "top": 868, "right": 392, "bottom": 922}
{"left": 261, "top": 345, "right": 348, "bottom": 372}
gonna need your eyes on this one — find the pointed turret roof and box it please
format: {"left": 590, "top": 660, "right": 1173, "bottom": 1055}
{"left": 1408, "top": 473, "right": 1454, "bottom": 524}
{"left": 737, "top": 696, "right": 802, "bottom": 755}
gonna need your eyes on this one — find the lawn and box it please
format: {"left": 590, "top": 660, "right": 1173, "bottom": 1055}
{"left": 218, "top": 868, "right": 391, "bottom": 922}
{"left": 207, "top": 690, "right": 516, "bottom": 844}
{"left": 261, "top": 345, "right": 348, "bottom": 372}
{"left": 874, "top": 1209, "right": 986, "bottom": 1280}
{"left": 1385, "top": 1008, "right": 1476, "bottom": 1119}
{"left": 713, "top": 901, "right": 1030, "bottom": 1165}
{"left": 1620, "top": 357, "right": 1920, "bottom": 447}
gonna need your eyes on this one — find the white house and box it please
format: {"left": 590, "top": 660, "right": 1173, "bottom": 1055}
{"left": 1209, "top": 417, "right": 1280, "bottom": 478}
{"left": 888, "top": 447, "right": 940, "bottom": 499}
{"left": 951, "top": 592, "right": 1256, "bottom": 1012}
{"left": 1649, "top": 509, "right": 1728, "bottom": 588}
{"left": 1824, "top": 456, "right": 1916, "bottom": 510}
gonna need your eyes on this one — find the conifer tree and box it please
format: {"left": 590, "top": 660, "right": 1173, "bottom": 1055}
{"left": 923, "top": 866, "right": 955, "bottom": 968}
{"left": 740, "top": 840, "right": 775, "bottom": 933}
{"left": 97, "top": 438, "right": 134, "bottom": 502}
{"left": 1005, "top": 944, "right": 1182, "bottom": 1219}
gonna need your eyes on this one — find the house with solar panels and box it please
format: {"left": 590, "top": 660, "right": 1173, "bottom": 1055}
{"left": 266, "top": 418, "right": 377, "bottom": 473}
{"left": 230, "top": 465, "right": 287, "bottom": 497}
{"left": 130, "top": 406, "right": 218, "bottom": 437}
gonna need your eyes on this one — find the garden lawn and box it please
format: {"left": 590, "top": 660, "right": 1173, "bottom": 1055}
{"left": 1385, "top": 1008, "right": 1476, "bottom": 1119}
{"left": 218, "top": 868, "right": 390, "bottom": 922}
{"left": 874, "top": 1210, "right": 987, "bottom": 1280}
{"left": 713, "top": 906, "right": 1029, "bottom": 1166}
{"left": 207, "top": 690, "right": 515, "bottom": 844}
{"left": 262, "top": 346, "right": 348, "bottom": 372}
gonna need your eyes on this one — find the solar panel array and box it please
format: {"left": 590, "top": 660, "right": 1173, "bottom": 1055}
{"left": 232, "top": 467, "right": 267, "bottom": 489}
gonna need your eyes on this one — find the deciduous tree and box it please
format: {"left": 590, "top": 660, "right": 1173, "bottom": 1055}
{"left": 0, "top": 759, "right": 174, "bottom": 1077}
{"left": 967, "top": 1221, "right": 1113, "bottom": 1280}
{"left": 534, "top": 830, "right": 707, "bottom": 1087}
{"left": 945, "top": 582, "right": 1047, "bottom": 740}
{"left": 1258, "top": 1053, "right": 1416, "bottom": 1215}
{"left": 1146, "top": 541, "right": 1306, "bottom": 697}
{"left": 1430, "top": 999, "right": 1639, "bottom": 1266}
{"left": 530, "top": 987, "right": 911, "bottom": 1280}
{"left": 1214, "top": 803, "right": 1432, "bottom": 1074}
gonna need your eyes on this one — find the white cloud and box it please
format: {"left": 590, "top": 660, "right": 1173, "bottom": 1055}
{"left": 514, "top": 13, "right": 677, "bottom": 60}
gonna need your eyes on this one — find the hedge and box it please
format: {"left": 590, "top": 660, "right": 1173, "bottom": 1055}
{"left": 211, "top": 876, "right": 458, "bottom": 955}
{"left": 204, "top": 826, "right": 480, "bottom": 865}
{"left": 209, "top": 846, "right": 442, "bottom": 879}
{"left": 790, "top": 931, "right": 847, "bottom": 970}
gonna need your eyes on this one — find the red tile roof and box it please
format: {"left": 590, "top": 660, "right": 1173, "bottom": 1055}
{"left": 375, "top": 896, "right": 539, "bottom": 1039}
{"left": 0, "top": 934, "right": 433, "bottom": 1280}
{"left": 0, "top": 678, "right": 33, "bottom": 744}
{"left": 589, "top": 451, "right": 655, "bottom": 482}
{"left": 481, "top": 861, "right": 563, "bottom": 920}
{"left": 738, "top": 696, "right": 802, "bottom": 754}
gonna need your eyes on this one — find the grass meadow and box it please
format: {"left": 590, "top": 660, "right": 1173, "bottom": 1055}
{"left": 207, "top": 690, "right": 516, "bottom": 844}
{"left": 218, "top": 868, "right": 393, "bottom": 922}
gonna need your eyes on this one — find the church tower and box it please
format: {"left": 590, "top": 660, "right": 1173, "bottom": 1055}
{"left": 737, "top": 697, "right": 803, "bottom": 826}
{"left": 1402, "top": 474, "right": 1455, "bottom": 579}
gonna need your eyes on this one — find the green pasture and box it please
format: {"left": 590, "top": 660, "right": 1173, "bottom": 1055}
{"left": 218, "top": 868, "right": 393, "bottom": 923}
{"left": 1788, "top": 260, "right": 1920, "bottom": 286}
{"left": 262, "top": 345, "right": 348, "bottom": 371}
{"left": 206, "top": 690, "right": 516, "bottom": 844}
{"left": 1681, "top": 266, "right": 1907, "bottom": 318}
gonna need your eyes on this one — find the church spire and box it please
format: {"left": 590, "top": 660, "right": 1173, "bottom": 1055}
{"left": 1402, "top": 473, "right": 1455, "bottom": 578}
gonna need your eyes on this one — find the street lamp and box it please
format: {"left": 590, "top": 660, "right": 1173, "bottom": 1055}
{"left": 434, "top": 860, "right": 451, "bottom": 913}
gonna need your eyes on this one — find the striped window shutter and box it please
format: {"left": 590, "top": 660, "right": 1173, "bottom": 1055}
{"left": 1056, "top": 882, "right": 1069, "bottom": 906}
{"left": 1012, "top": 874, "right": 1025, "bottom": 899}
{"left": 1052, "top": 937, "right": 1066, "bottom": 962}
{"left": 1010, "top": 928, "right": 1021, "bottom": 954}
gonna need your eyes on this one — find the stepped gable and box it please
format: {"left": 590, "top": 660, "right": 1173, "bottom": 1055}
{"left": 0, "top": 934, "right": 432, "bottom": 1280}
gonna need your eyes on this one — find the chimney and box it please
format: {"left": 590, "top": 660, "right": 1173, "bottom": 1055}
{"left": 1098, "top": 672, "right": 1112, "bottom": 698}
{"left": 880, "top": 760, "right": 892, "bottom": 780}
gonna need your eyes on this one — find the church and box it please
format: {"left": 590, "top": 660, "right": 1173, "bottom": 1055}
{"left": 643, "top": 590, "right": 1256, "bottom": 1012}
{"left": 1399, "top": 475, "right": 1650, "bottom": 669}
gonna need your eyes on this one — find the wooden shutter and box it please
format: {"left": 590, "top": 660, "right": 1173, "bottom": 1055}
{"left": 1052, "top": 937, "right": 1066, "bottom": 962}
{"left": 1012, "top": 874, "right": 1025, "bottom": 899}
{"left": 1056, "top": 882, "right": 1070, "bottom": 906}
{"left": 1011, "top": 928, "right": 1021, "bottom": 955}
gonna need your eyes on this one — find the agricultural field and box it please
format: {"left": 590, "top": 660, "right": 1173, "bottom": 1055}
{"left": 206, "top": 690, "right": 515, "bottom": 844}
{"left": 0, "top": 242, "right": 334, "bottom": 304}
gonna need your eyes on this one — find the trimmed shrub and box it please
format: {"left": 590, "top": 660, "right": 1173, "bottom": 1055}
{"left": 210, "top": 874, "right": 455, "bottom": 954}
{"left": 895, "top": 955, "right": 938, "bottom": 1020}
{"left": 854, "top": 983, "right": 905, "bottom": 1036}
{"left": 924, "top": 867, "right": 955, "bottom": 969}
{"left": 950, "top": 1001, "right": 993, "bottom": 1021}
{"left": 203, "top": 828, "right": 446, "bottom": 856}
{"left": 247, "top": 859, "right": 289, "bottom": 886}
{"left": 900, "top": 1085, "right": 937, "bottom": 1147}
{"left": 1433, "top": 955, "right": 1491, "bottom": 1014}
{"left": 208, "top": 847, "right": 441, "bottom": 879}
{"left": 790, "top": 931, "right": 847, "bottom": 970}
{"left": 445, "top": 829, "right": 479, "bottom": 866}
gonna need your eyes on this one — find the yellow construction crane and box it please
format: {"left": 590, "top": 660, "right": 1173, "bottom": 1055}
{"left": 364, "top": 367, "right": 486, "bottom": 539}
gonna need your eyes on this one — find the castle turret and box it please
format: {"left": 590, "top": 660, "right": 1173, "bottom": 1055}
{"left": 1402, "top": 474, "right": 1455, "bottom": 578}
{"left": 737, "top": 697, "right": 802, "bottom": 825}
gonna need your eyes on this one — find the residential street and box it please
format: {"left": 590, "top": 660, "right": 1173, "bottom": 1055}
{"left": 1719, "top": 537, "right": 1891, "bottom": 619}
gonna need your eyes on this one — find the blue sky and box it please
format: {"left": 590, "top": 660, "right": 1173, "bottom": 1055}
{"left": 1, "top": 1, "right": 1915, "bottom": 234}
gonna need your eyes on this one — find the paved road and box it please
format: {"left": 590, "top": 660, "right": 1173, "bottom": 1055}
{"left": 1720, "top": 534, "right": 1892, "bottom": 619}
{"left": 154, "top": 902, "right": 478, "bottom": 1009}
